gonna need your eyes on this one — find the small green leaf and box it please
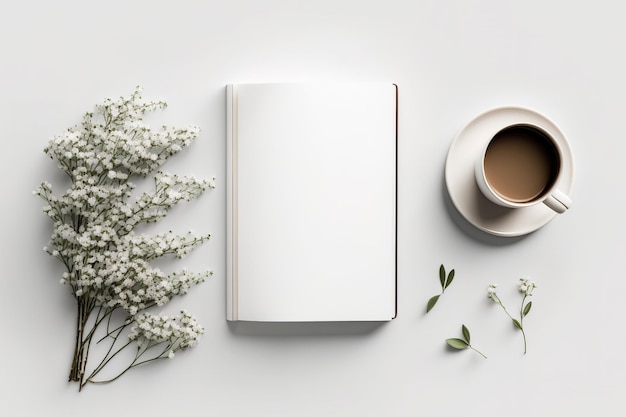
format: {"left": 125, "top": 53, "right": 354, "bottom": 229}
{"left": 462, "top": 324, "right": 470, "bottom": 343}
{"left": 426, "top": 295, "right": 440, "bottom": 312}
{"left": 512, "top": 318, "right": 522, "bottom": 330}
{"left": 446, "top": 338, "right": 469, "bottom": 350}
{"left": 439, "top": 265, "right": 445, "bottom": 289}
{"left": 523, "top": 301, "right": 532, "bottom": 317}
{"left": 445, "top": 269, "right": 455, "bottom": 289}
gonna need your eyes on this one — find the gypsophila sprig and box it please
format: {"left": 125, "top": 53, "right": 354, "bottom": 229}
{"left": 34, "top": 86, "right": 215, "bottom": 390}
{"left": 446, "top": 324, "right": 487, "bottom": 359}
{"left": 426, "top": 264, "right": 455, "bottom": 312}
{"left": 86, "top": 310, "right": 204, "bottom": 384}
{"left": 487, "top": 278, "right": 536, "bottom": 354}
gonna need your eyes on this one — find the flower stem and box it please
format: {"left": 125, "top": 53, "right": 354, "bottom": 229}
{"left": 494, "top": 297, "right": 515, "bottom": 322}
{"left": 68, "top": 296, "right": 92, "bottom": 388}
{"left": 89, "top": 342, "right": 172, "bottom": 384}
{"left": 519, "top": 294, "right": 528, "bottom": 354}
{"left": 493, "top": 294, "right": 527, "bottom": 354}
{"left": 470, "top": 346, "right": 488, "bottom": 359}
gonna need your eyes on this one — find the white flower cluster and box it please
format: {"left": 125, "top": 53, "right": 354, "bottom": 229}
{"left": 43, "top": 86, "right": 199, "bottom": 179}
{"left": 518, "top": 278, "right": 536, "bottom": 296}
{"left": 487, "top": 284, "right": 498, "bottom": 301}
{"left": 34, "top": 86, "right": 214, "bottom": 316}
{"left": 128, "top": 310, "right": 204, "bottom": 355}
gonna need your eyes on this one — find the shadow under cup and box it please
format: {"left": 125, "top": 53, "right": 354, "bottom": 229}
{"left": 482, "top": 125, "right": 561, "bottom": 205}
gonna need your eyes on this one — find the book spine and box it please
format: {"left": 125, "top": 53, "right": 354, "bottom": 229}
{"left": 225, "top": 85, "right": 238, "bottom": 321}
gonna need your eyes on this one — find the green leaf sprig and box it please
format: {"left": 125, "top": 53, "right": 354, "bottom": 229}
{"left": 487, "top": 278, "right": 536, "bottom": 354}
{"left": 426, "top": 264, "right": 455, "bottom": 312}
{"left": 446, "top": 324, "right": 487, "bottom": 359}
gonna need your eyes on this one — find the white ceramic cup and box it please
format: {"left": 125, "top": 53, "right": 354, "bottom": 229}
{"left": 475, "top": 123, "right": 572, "bottom": 213}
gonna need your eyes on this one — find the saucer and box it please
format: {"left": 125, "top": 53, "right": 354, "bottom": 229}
{"left": 444, "top": 106, "right": 574, "bottom": 237}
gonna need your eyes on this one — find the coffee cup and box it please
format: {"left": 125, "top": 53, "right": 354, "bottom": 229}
{"left": 475, "top": 124, "right": 572, "bottom": 213}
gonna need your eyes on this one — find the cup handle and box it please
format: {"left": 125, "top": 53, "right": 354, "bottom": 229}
{"left": 543, "top": 189, "right": 572, "bottom": 213}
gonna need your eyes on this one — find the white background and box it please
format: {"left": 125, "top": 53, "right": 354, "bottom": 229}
{"left": 1, "top": 1, "right": 623, "bottom": 416}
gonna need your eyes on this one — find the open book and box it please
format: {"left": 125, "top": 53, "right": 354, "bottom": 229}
{"left": 226, "top": 83, "right": 397, "bottom": 322}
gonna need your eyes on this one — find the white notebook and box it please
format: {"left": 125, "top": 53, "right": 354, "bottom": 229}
{"left": 226, "top": 83, "right": 397, "bottom": 322}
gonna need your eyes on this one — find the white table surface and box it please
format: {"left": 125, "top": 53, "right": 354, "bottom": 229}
{"left": 1, "top": 1, "right": 624, "bottom": 416}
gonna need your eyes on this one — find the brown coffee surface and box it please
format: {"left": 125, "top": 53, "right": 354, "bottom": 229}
{"left": 484, "top": 126, "right": 559, "bottom": 203}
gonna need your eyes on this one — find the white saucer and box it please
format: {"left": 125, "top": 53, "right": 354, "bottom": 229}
{"left": 444, "top": 106, "right": 574, "bottom": 237}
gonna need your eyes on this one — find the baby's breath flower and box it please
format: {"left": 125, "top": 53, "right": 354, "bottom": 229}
{"left": 34, "top": 86, "right": 213, "bottom": 390}
{"left": 519, "top": 277, "right": 536, "bottom": 296}
{"left": 128, "top": 310, "right": 204, "bottom": 352}
{"left": 488, "top": 278, "right": 536, "bottom": 354}
{"left": 487, "top": 284, "right": 497, "bottom": 300}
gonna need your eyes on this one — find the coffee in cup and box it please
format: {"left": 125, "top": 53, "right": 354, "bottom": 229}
{"left": 475, "top": 124, "right": 572, "bottom": 213}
